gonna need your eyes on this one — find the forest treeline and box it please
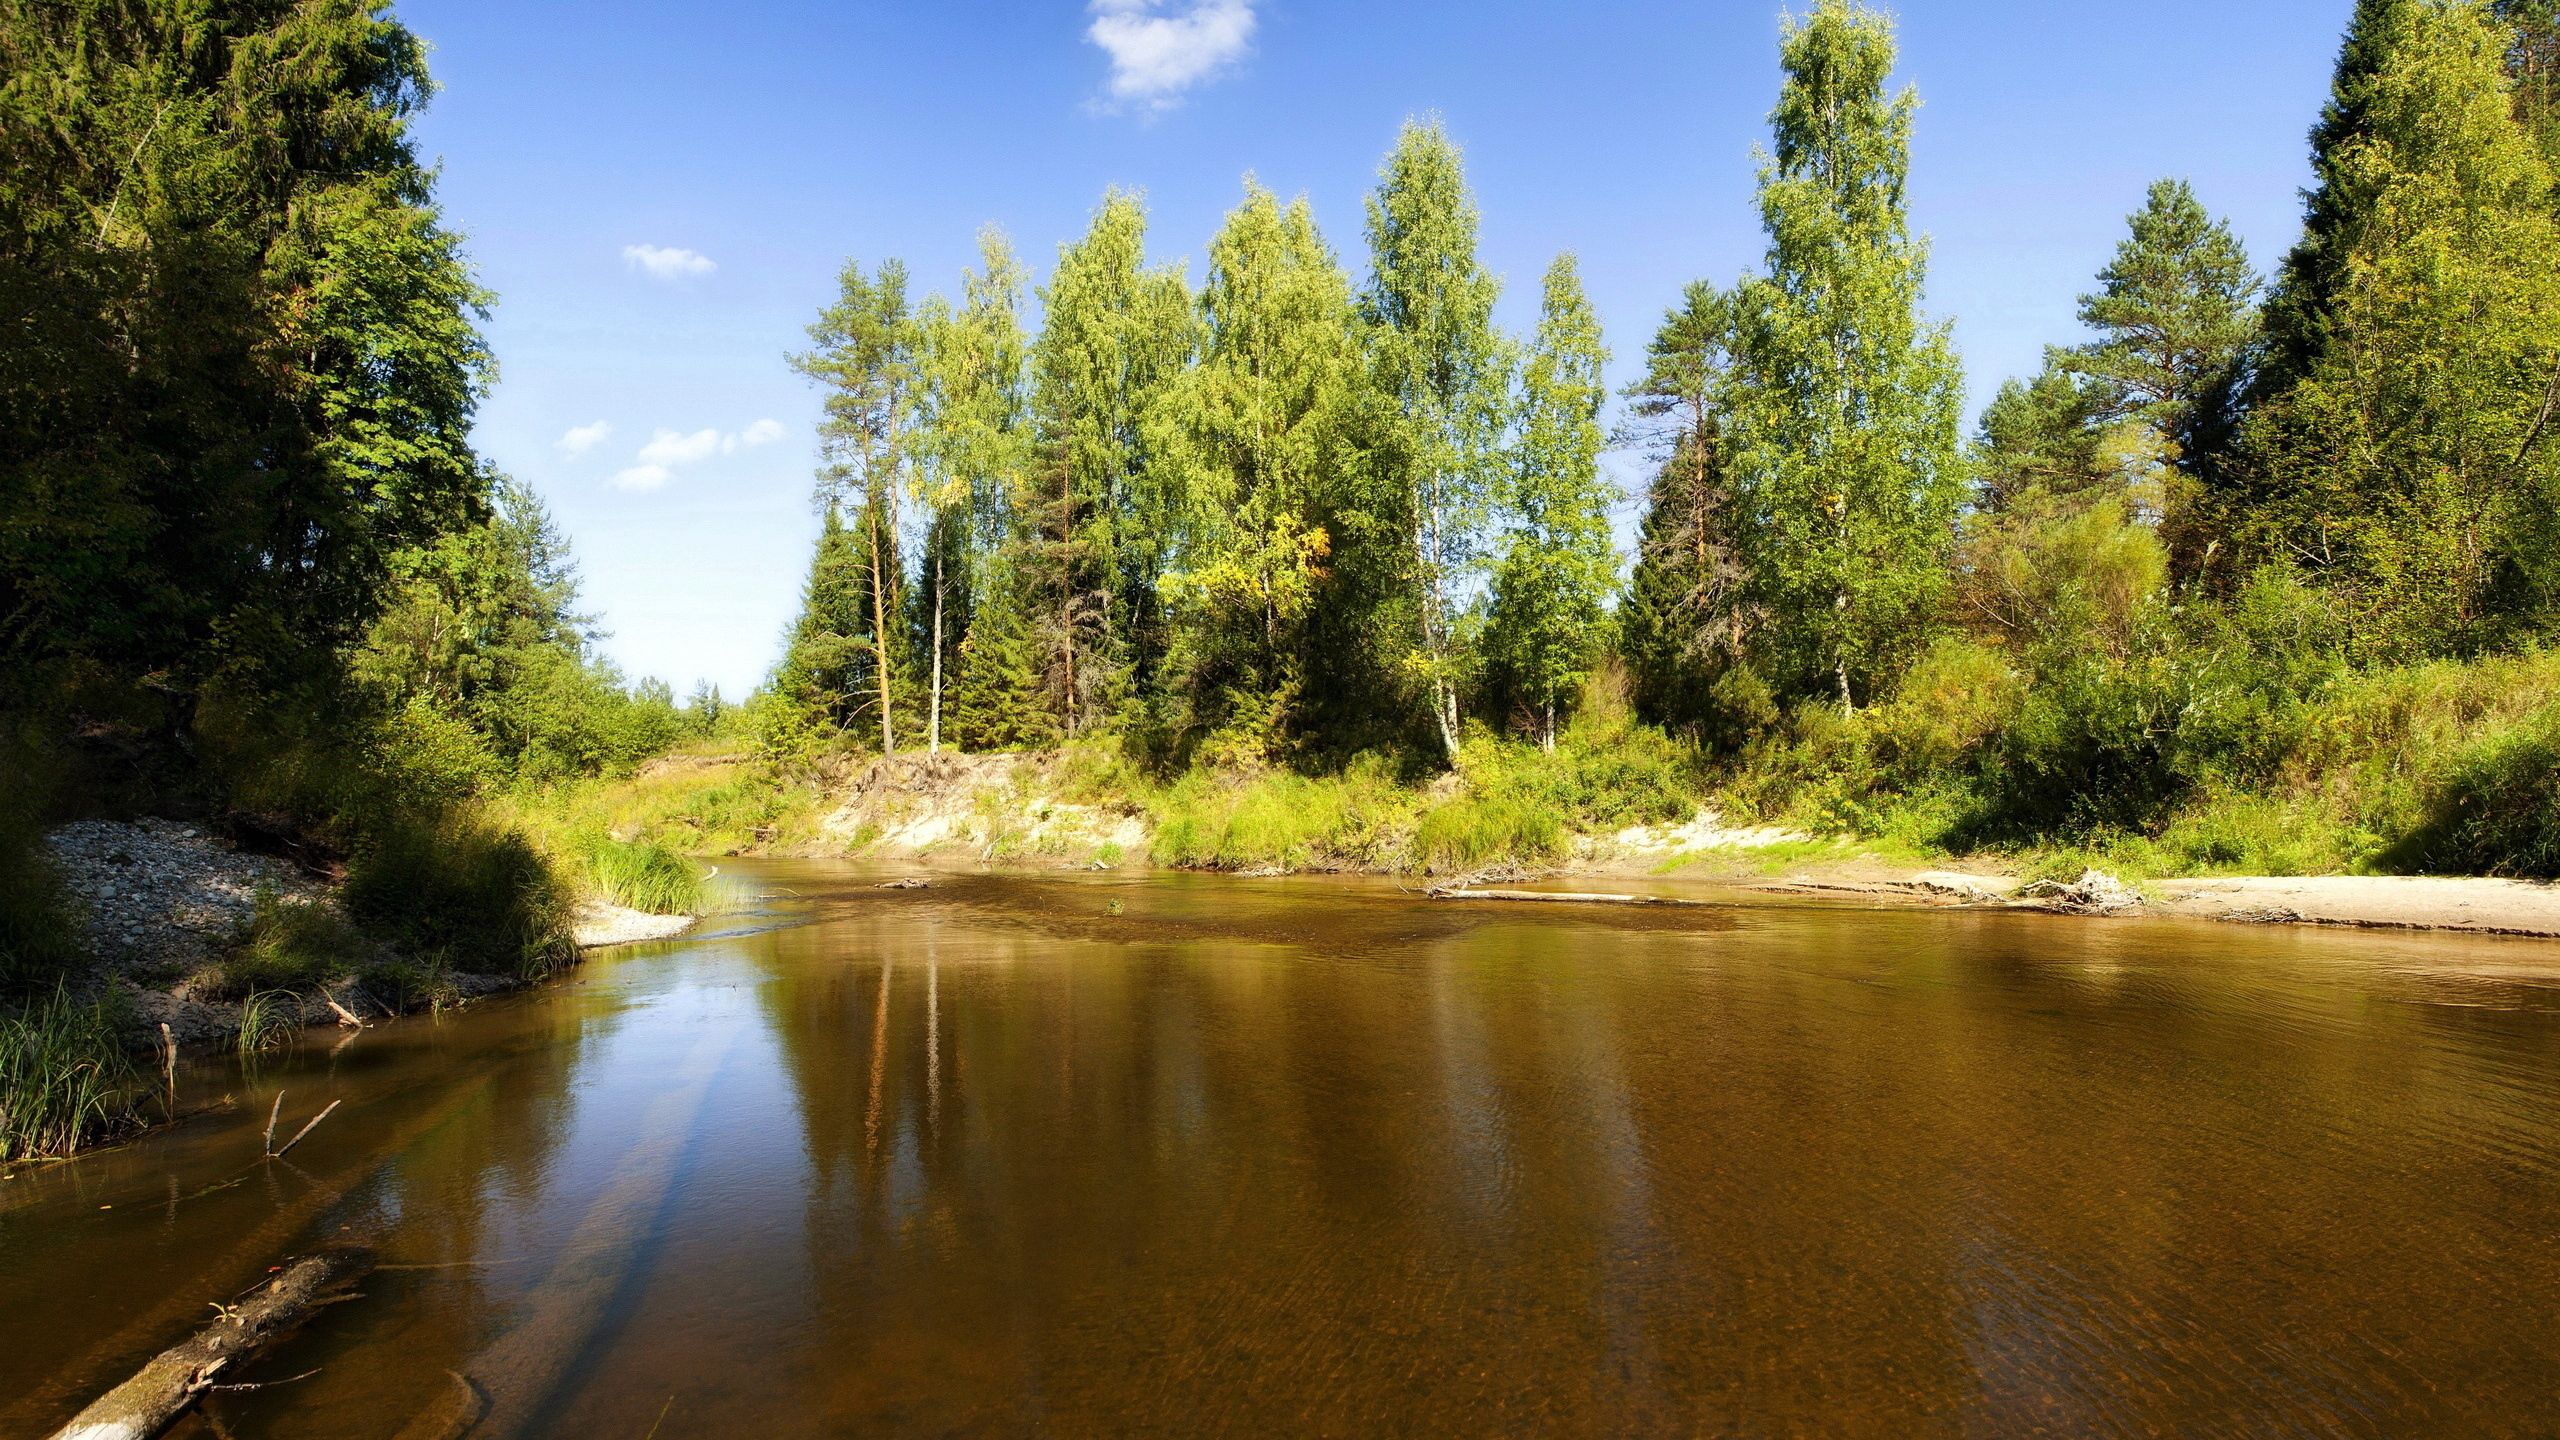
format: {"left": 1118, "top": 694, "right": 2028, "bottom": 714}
{"left": 755, "top": 0, "right": 2560, "bottom": 877}
{"left": 9, "top": 0, "right": 2560, "bottom": 1033}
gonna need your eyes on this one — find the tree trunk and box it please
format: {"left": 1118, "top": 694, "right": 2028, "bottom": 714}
{"left": 47, "top": 1248, "right": 374, "bottom": 1440}
{"left": 1542, "top": 699, "right": 1556, "bottom": 754}
{"left": 928, "top": 546, "right": 944, "bottom": 756}
{"left": 870, "top": 503, "right": 896, "bottom": 756}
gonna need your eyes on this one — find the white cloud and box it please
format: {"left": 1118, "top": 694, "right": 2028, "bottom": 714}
{"left": 607, "top": 421, "right": 789, "bottom": 492}
{"left": 622, "top": 244, "right": 717, "bottom": 280}
{"left": 1087, "top": 0, "right": 1255, "bottom": 111}
{"left": 722, "top": 418, "right": 786, "bottom": 453}
{"left": 555, "top": 419, "right": 612, "bottom": 457}
{"left": 638, "top": 427, "right": 723, "bottom": 467}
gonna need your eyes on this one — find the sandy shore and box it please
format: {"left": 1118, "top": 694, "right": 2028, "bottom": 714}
{"left": 572, "top": 901, "right": 696, "bottom": 948}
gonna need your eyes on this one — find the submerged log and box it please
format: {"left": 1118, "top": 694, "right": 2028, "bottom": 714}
{"left": 46, "top": 1246, "right": 373, "bottom": 1440}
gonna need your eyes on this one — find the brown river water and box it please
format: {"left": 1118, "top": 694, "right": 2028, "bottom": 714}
{"left": 6, "top": 862, "right": 2560, "bottom": 1437}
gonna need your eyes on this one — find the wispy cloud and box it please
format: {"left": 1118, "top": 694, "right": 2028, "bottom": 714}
{"left": 608, "top": 420, "right": 786, "bottom": 492}
{"left": 1087, "top": 0, "right": 1255, "bottom": 112}
{"left": 556, "top": 419, "right": 612, "bottom": 457}
{"left": 724, "top": 418, "right": 786, "bottom": 453}
{"left": 622, "top": 243, "right": 717, "bottom": 280}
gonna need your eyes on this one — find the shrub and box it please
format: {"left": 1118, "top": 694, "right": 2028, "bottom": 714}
{"left": 345, "top": 811, "right": 578, "bottom": 979}
{"left": 2389, "top": 708, "right": 2560, "bottom": 877}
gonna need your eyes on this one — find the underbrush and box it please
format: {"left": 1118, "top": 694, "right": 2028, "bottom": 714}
{"left": 0, "top": 988, "right": 142, "bottom": 1162}
{"left": 344, "top": 810, "right": 579, "bottom": 980}
{"left": 214, "top": 890, "right": 361, "bottom": 997}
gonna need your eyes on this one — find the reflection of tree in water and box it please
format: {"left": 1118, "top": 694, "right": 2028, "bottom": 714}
{"left": 209, "top": 994, "right": 630, "bottom": 1439}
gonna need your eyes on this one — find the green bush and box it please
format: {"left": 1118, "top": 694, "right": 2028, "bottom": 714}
{"left": 2389, "top": 708, "right": 2560, "bottom": 877}
{"left": 345, "top": 811, "right": 578, "bottom": 979}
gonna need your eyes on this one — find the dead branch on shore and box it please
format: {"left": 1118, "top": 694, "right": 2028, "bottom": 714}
{"left": 43, "top": 1247, "right": 373, "bottom": 1440}
{"left": 1425, "top": 886, "right": 1702, "bottom": 906}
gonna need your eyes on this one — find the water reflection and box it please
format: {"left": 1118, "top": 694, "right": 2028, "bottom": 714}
{"left": 5, "top": 867, "right": 2560, "bottom": 1436}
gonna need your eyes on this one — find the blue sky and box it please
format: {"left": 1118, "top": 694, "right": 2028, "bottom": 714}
{"left": 399, "top": 0, "right": 2351, "bottom": 700}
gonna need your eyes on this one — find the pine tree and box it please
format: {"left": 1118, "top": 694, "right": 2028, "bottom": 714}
{"left": 1357, "top": 118, "right": 1512, "bottom": 761}
{"left": 790, "top": 259, "right": 919, "bottom": 753}
{"left": 1152, "top": 180, "right": 1361, "bottom": 762}
{"left": 1971, "top": 369, "right": 2107, "bottom": 513}
{"left": 2495, "top": 1, "right": 2560, "bottom": 160}
{"left": 1486, "top": 255, "right": 1615, "bottom": 751}
{"left": 1027, "top": 192, "right": 1195, "bottom": 735}
{"left": 1728, "top": 0, "right": 1965, "bottom": 710}
{"left": 2237, "top": 0, "right": 2560, "bottom": 653}
{"left": 2061, "top": 179, "right": 2261, "bottom": 468}
{"left": 1618, "top": 282, "right": 1752, "bottom": 734}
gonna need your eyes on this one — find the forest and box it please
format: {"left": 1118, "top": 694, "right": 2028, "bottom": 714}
{"left": 6, "top": 0, "right": 2560, "bottom": 1148}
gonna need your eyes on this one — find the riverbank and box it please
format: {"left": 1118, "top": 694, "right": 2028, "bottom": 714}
{"left": 34, "top": 818, "right": 696, "bottom": 1054}
{"left": 556, "top": 745, "right": 2560, "bottom": 941}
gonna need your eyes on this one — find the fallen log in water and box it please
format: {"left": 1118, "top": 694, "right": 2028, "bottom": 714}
{"left": 46, "top": 1247, "right": 373, "bottom": 1440}
{"left": 1426, "top": 886, "right": 1700, "bottom": 906}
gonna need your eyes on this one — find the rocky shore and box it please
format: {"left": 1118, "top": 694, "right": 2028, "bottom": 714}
{"left": 39, "top": 818, "right": 690, "bottom": 1051}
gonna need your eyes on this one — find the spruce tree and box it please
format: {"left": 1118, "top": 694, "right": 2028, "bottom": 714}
{"left": 2238, "top": 0, "right": 2560, "bottom": 653}
{"left": 1152, "top": 180, "right": 1361, "bottom": 761}
{"left": 1357, "top": 119, "right": 1512, "bottom": 761}
{"left": 1486, "top": 255, "right": 1615, "bottom": 751}
{"left": 1618, "top": 282, "right": 1753, "bottom": 735}
{"left": 1728, "top": 0, "right": 1965, "bottom": 710}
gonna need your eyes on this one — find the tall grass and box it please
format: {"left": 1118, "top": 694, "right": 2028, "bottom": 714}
{"left": 580, "top": 834, "right": 705, "bottom": 914}
{"left": 215, "top": 890, "right": 360, "bottom": 997}
{"left": 235, "top": 989, "right": 302, "bottom": 1056}
{"left": 0, "top": 988, "right": 141, "bottom": 1162}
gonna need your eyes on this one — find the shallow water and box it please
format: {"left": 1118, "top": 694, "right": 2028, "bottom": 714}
{"left": 7, "top": 864, "right": 2560, "bottom": 1436}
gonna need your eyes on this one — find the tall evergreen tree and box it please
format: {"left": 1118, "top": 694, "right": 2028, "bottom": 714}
{"left": 2237, "top": 0, "right": 2560, "bottom": 653}
{"left": 2061, "top": 179, "right": 2261, "bottom": 469}
{"left": 2495, "top": 0, "right": 2560, "bottom": 158}
{"left": 790, "top": 259, "right": 918, "bottom": 752}
{"left": 0, "top": 0, "right": 491, "bottom": 713}
{"left": 1619, "top": 284, "right": 1756, "bottom": 736}
{"left": 1027, "top": 191, "right": 1195, "bottom": 735}
{"left": 1486, "top": 255, "right": 1614, "bottom": 751}
{"left": 2254, "top": 0, "right": 2418, "bottom": 406}
{"left": 773, "top": 504, "right": 881, "bottom": 737}
{"left": 1729, "top": 0, "right": 1965, "bottom": 710}
{"left": 1357, "top": 119, "right": 1512, "bottom": 761}
{"left": 1153, "top": 180, "right": 1361, "bottom": 761}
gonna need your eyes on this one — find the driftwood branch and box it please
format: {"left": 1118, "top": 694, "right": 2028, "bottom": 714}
{"left": 1425, "top": 887, "right": 1701, "bottom": 906}
{"left": 44, "top": 1248, "right": 372, "bottom": 1440}
{"left": 269, "top": 1101, "right": 340, "bottom": 1163}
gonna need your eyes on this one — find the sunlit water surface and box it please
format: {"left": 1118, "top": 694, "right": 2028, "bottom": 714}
{"left": 7, "top": 863, "right": 2560, "bottom": 1436}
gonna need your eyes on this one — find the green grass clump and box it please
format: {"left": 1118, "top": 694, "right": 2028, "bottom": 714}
{"left": 235, "top": 989, "right": 303, "bottom": 1056}
{"left": 1411, "top": 792, "right": 1567, "bottom": 874}
{"left": 0, "top": 987, "right": 141, "bottom": 1161}
{"left": 216, "top": 890, "right": 359, "bottom": 997}
{"left": 345, "top": 811, "right": 578, "bottom": 980}
{"left": 580, "top": 834, "right": 705, "bottom": 914}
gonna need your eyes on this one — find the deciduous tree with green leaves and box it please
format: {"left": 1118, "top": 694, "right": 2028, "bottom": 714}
{"left": 1357, "top": 119, "right": 1512, "bottom": 761}
{"left": 1728, "top": 0, "right": 1964, "bottom": 711}
{"left": 1152, "top": 180, "right": 1362, "bottom": 762}
{"left": 1487, "top": 254, "right": 1614, "bottom": 751}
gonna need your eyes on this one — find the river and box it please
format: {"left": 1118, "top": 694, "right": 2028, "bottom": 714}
{"left": 5, "top": 863, "right": 2560, "bottom": 1436}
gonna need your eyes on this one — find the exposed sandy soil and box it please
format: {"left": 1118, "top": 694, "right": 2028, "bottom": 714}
{"left": 572, "top": 902, "right": 696, "bottom": 947}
